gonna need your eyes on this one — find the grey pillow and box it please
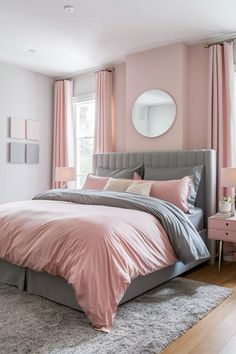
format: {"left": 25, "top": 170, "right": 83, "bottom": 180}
{"left": 96, "top": 164, "right": 143, "bottom": 179}
{"left": 144, "top": 165, "right": 204, "bottom": 210}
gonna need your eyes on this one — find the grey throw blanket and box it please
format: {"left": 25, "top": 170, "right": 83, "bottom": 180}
{"left": 34, "top": 189, "right": 210, "bottom": 264}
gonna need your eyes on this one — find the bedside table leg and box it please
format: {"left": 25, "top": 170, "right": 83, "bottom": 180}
{"left": 218, "top": 240, "right": 223, "bottom": 274}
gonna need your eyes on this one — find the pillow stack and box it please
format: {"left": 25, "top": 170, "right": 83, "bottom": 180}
{"left": 82, "top": 163, "right": 204, "bottom": 213}
{"left": 83, "top": 174, "right": 152, "bottom": 196}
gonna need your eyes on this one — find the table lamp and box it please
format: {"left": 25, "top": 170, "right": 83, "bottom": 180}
{"left": 55, "top": 167, "right": 76, "bottom": 189}
{"left": 221, "top": 167, "right": 236, "bottom": 261}
{"left": 221, "top": 167, "right": 236, "bottom": 215}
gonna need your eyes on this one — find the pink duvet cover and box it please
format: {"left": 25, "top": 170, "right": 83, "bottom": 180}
{"left": 0, "top": 200, "right": 177, "bottom": 332}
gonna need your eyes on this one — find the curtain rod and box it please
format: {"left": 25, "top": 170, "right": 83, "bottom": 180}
{"left": 204, "top": 37, "right": 236, "bottom": 48}
{"left": 55, "top": 66, "right": 115, "bottom": 82}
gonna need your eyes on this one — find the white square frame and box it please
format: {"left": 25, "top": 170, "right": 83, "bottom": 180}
{"left": 10, "top": 118, "right": 25, "bottom": 139}
{"left": 26, "top": 120, "right": 39, "bottom": 141}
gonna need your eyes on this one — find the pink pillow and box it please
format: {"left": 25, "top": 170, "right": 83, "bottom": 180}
{"left": 82, "top": 174, "right": 109, "bottom": 190}
{"left": 83, "top": 172, "right": 141, "bottom": 191}
{"left": 149, "top": 176, "right": 193, "bottom": 212}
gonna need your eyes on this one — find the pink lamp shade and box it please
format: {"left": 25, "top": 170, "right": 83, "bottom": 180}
{"left": 221, "top": 168, "right": 236, "bottom": 187}
{"left": 55, "top": 167, "right": 76, "bottom": 182}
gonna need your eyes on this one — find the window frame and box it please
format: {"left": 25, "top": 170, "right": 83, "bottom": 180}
{"left": 73, "top": 93, "right": 96, "bottom": 188}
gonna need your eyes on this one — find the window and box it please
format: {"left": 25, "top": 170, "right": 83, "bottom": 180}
{"left": 74, "top": 97, "right": 95, "bottom": 188}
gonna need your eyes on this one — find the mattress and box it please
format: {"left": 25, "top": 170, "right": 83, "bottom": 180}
{"left": 187, "top": 207, "right": 204, "bottom": 231}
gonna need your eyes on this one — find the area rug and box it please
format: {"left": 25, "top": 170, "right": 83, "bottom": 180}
{"left": 0, "top": 278, "right": 232, "bottom": 354}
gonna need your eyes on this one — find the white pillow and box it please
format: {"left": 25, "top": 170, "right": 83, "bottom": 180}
{"left": 125, "top": 182, "right": 152, "bottom": 196}
{"left": 103, "top": 178, "right": 133, "bottom": 192}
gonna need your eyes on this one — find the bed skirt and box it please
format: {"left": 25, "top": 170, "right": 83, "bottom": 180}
{"left": 0, "top": 258, "right": 206, "bottom": 311}
{"left": 0, "top": 229, "right": 209, "bottom": 309}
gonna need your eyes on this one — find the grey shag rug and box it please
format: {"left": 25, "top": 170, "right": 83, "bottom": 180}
{"left": 0, "top": 278, "right": 232, "bottom": 354}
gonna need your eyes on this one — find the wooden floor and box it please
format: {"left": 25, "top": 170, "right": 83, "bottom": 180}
{"left": 162, "top": 261, "right": 236, "bottom": 354}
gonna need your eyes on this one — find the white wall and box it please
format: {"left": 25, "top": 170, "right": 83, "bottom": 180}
{"left": 73, "top": 74, "right": 95, "bottom": 97}
{"left": 0, "top": 61, "right": 53, "bottom": 203}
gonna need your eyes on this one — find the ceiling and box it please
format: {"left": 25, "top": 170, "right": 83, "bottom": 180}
{"left": 0, "top": 0, "right": 236, "bottom": 77}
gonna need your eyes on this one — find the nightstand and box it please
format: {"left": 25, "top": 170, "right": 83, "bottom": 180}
{"left": 208, "top": 214, "right": 236, "bottom": 274}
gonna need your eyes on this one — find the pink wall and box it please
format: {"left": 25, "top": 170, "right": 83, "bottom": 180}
{"left": 125, "top": 43, "right": 188, "bottom": 151}
{"left": 186, "top": 44, "right": 209, "bottom": 149}
{"left": 113, "top": 42, "right": 210, "bottom": 152}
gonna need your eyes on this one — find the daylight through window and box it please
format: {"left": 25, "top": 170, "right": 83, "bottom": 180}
{"left": 74, "top": 99, "right": 95, "bottom": 188}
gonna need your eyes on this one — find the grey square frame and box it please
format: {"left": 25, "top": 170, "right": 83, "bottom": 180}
{"left": 26, "top": 144, "right": 39, "bottom": 164}
{"left": 9, "top": 142, "right": 25, "bottom": 164}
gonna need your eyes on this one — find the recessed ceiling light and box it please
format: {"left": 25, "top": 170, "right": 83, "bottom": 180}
{"left": 28, "top": 49, "right": 36, "bottom": 53}
{"left": 64, "top": 5, "right": 74, "bottom": 13}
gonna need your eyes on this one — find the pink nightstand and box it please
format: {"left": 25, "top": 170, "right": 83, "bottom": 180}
{"left": 208, "top": 214, "right": 236, "bottom": 274}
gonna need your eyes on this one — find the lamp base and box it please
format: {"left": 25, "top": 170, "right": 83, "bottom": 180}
{"left": 232, "top": 200, "right": 236, "bottom": 216}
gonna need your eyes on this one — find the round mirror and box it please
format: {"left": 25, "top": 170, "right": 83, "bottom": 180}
{"left": 132, "top": 89, "right": 176, "bottom": 138}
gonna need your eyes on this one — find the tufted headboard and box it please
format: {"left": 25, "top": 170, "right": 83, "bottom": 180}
{"left": 93, "top": 149, "right": 216, "bottom": 227}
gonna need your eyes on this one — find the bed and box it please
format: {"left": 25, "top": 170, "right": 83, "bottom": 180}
{"left": 0, "top": 149, "right": 216, "bottom": 331}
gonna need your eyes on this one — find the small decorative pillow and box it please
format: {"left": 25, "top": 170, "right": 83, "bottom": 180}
{"left": 103, "top": 178, "right": 133, "bottom": 192}
{"left": 133, "top": 172, "right": 142, "bottom": 180}
{"left": 150, "top": 176, "right": 193, "bottom": 212}
{"left": 126, "top": 182, "right": 152, "bottom": 196}
{"left": 82, "top": 174, "right": 109, "bottom": 190}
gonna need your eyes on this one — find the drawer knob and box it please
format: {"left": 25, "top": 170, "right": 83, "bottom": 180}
{"left": 226, "top": 232, "right": 229, "bottom": 235}
{"left": 226, "top": 223, "right": 229, "bottom": 226}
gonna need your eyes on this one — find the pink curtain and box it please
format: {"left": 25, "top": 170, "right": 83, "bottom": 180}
{"left": 94, "top": 70, "right": 114, "bottom": 153}
{"left": 208, "top": 42, "right": 236, "bottom": 202}
{"left": 52, "top": 81, "right": 65, "bottom": 188}
{"left": 52, "top": 80, "right": 74, "bottom": 188}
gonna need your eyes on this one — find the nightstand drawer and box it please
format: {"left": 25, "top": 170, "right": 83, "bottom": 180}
{"left": 208, "top": 228, "right": 236, "bottom": 241}
{"left": 208, "top": 218, "right": 236, "bottom": 231}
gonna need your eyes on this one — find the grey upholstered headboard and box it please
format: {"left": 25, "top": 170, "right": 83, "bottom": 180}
{"left": 93, "top": 150, "right": 216, "bottom": 226}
